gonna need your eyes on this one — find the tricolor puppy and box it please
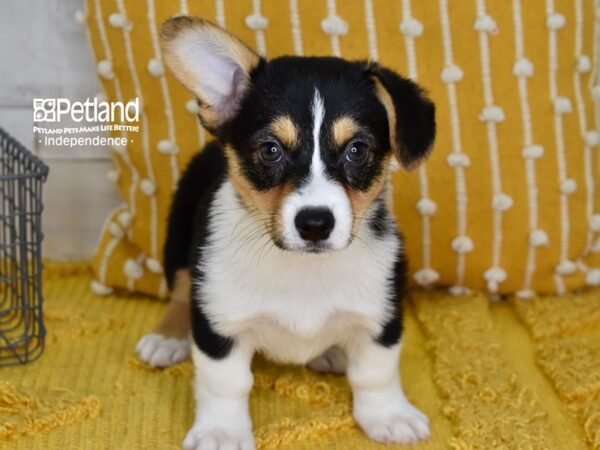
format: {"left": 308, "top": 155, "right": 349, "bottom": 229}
{"left": 136, "top": 16, "right": 435, "bottom": 450}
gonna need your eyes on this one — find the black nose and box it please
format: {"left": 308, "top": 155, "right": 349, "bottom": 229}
{"left": 295, "top": 208, "right": 335, "bottom": 242}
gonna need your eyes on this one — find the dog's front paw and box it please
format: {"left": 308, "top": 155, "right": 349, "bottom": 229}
{"left": 183, "top": 425, "right": 255, "bottom": 450}
{"left": 355, "top": 400, "right": 430, "bottom": 444}
{"left": 135, "top": 333, "right": 190, "bottom": 367}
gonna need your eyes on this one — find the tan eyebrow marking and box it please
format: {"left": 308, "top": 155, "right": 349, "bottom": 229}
{"left": 332, "top": 116, "right": 360, "bottom": 147}
{"left": 270, "top": 116, "right": 299, "bottom": 149}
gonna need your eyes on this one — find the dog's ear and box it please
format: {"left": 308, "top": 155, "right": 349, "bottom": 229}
{"left": 369, "top": 65, "right": 436, "bottom": 169}
{"left": 161, "top": 16, "right": 262, "bottom": 132}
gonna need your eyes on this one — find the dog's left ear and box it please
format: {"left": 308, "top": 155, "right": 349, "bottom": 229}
{"left": 160, "top": 16, "right": 262, "bottom": 132}
{"left": 369, "top": 65, "right": 436, "bottom": 168}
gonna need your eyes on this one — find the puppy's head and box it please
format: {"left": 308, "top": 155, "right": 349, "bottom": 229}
{"left": 161, "top": 17, "right": 435, "bottom": 253}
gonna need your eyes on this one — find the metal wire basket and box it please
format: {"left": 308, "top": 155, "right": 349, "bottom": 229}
{"left": 0, "top": 127, "right": 49, "bottom": 366}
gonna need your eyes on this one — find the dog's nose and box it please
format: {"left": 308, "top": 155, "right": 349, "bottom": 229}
{"left": 295, "top": 208, "right": 335, "bottom": 242}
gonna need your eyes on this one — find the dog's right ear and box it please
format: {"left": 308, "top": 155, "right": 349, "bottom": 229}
{"left": 161, "top": 16, "right": 262, "bottom": 132}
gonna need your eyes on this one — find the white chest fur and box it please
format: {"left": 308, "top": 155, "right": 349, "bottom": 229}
{"left": 196, "top": 182, "right": 401, "bottom": 364}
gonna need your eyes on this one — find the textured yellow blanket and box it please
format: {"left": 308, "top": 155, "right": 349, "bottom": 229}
{"left": 2, "top": 263, "right": 599, "bottom": 449}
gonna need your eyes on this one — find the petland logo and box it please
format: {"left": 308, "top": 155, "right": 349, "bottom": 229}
{"left": 33, "top": 97, "right": 139, "bottom": 123}
{"left": 33, "top": 97, "right": 140, "bottom": 148}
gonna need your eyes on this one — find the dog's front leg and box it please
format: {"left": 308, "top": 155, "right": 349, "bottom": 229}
{"left": 346, "top": 336, "right": 430, "bottom": 444}
{"left": 184, "top": 342, "right": 255, "bottom": 450}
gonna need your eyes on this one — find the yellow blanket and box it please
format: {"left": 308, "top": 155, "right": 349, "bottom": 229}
{"left": 2, "top": 263, "right": 598, "bottom": 449}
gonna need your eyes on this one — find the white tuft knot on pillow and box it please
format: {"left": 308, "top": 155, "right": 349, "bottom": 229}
{"left": 321, "top": 15, "right": 349, "bottom": 36}
{"left": 516, "top": 289, "right": 535, "bottom": 300}
{"left": 529, "top": 229, "right": 550, "bottom": 247}
{"left": 245, "top": 13, "right": 269, "bottom": 30}
{"left": 449, "top": 285, "right": 470, "bottom": 296}
{"left": 473, "top": 14, "right": 498, "bottom": 33}
{"left": 553, "top": 96, "right": 572, "bottom": 114}
{"left": 124, "top": 259, "right": 144, "bottom": 280}
{"left": 492, "top": 193, "right": 513, "bottom": 211}
{"left": 106, "top": 170, "right": 119, "bottom": 183}
{"left": 441, "top": 64, "right": 463, "bottom": 83}
{"left": 585, "top": 268, "right": 600, "bottom": 286}
{"left": 417, "top": 198, "right": 437, "bottom": 216}
{"left": 590, "top": 214, "right": 600, "bottom": 232}
{"left": 413, "top": 268, "right": 440, "bottom": 286}
{"left": 592, "top": 238, "right": 600, "bottom": 253}
{"left": 584, "top": 130, "right": 600, "bottom": 146}
{"left": 97, "top": 60, "right": 114, "bottom": 80}
{"left": 546, "top": 12, "right": 566, "bottom": 30}
{"left": 117, "top": 210, "right": 133, "bottom": 228}
{"left": 185, "top": 99, "right": 199, "bottom": 114}
{"left": 522, "top": 144, "right": 544, "bottom": 159}
{"left": 576, "top": 55, "right": 592, "bottom": 73}
{"left": 146, "top": 258, "right": 163, "bottom": 274}
{"left": 147, "top": 58, "right": 164, "bottom": 77}
{"left": 560, "top": 178, "right": 577, "bottom": 194}
{"left": 447, "top": 153, "right": 470, "bottom": 168}
{"left": 484, "top": 266, "right": 507, "bottom": 293}
{"left": 108, "top": 13, "right": 128, "bottom": 28}
{"left": 157, "top": 139, "right": 178, "bottom": 154}
{"left": 399, "top": 17, "right": 423, "bottom": 37}
{"left": 484, "top": 267, "right": 507, "bottom": 282}
{"left": 479, "top": 105, "right": 505, "bottom": 122}
{"left": 555, "top": 260, "right": 577, "bottom": 275}
{"left": 593, "top": 85, "right": 600, "bottom": 102}
{"left": 75, "top": 10, "right": 87, "bottom": 24}
{"left": 90, "top": 280, "right": 113, "bottom": 296}
{"left": 451, "top": 236, "right": 474, "bottom": 254}
{"left": 513, "top": 58, "right": 534, "bottom": 78}
{"left": 109, "top": 222, "right": 124, "bottom": 239}
{"left": 140, "top": 179, "right": 156, "bottom": 196}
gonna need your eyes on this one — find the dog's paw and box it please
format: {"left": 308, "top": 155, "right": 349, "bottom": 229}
{"left": 355, "top": 400, "right": 430, "bottom": 444}
{"left": 183, "top": 426, "right": 255, "bottom": 450}
{"left": 135, "top": 333, "right": 190, "bottom": 367}
{"left": 307, "top": 346, "right": 347, "bottom": 374}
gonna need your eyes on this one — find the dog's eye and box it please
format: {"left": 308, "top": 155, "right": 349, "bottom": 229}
{"left": 259, "top": 142, "right": 283, "bottom": 165}
{"left": 345, "top": 141, "right": 369, "bottom": 165}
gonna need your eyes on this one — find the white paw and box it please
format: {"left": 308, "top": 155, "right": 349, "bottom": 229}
{"left": 307, "top": 346, "right": 347, "bottom": 374}
{"left": 355, "top": 400, "right": 430, "bottom": 444}
{"left": 183, "top": 425, "right": 255, "bottom": 450}
{"left": 135, "top": 333, "right": 190, "bottom": 367}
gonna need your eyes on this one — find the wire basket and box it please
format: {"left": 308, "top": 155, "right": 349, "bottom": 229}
{"left": 0, "top": 127, "right": 49, "bottom": 366}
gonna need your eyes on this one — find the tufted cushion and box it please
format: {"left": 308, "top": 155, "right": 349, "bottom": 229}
{"left": 87, "top": 0, "right": 600, "bottom": 298}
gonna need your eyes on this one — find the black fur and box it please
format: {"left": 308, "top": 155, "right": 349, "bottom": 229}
{"left": 163, "top": 142, "right": 234, "bottom": 359}
{"left": 367, "top": 197, "right": 390, "bottom": 238}
{"left": 376, "top": 245, "right": 407, "bottom": 347}
{"left": 369, "top": 65, "right": 436, "bottom": 167}
{"left": 163, "top": 141, "right": 227, "bottom": 288}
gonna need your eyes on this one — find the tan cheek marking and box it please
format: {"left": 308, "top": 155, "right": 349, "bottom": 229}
{"left": 332, "top": 116, "right": 359, "bottom": 147}
{"left": 372, "top": 78, "right": 399, "bottom": 158}
{"left": 346, "top": 156, "right": 390, "bottom": 225}
{"left": 224, "top": 145, "right": 257, "bottom": 211}
{"left": 224, "top": 145, "right": 295, "bottom": 238}
{"left": 270, "top": 116, "right": 299, "bottom": 149}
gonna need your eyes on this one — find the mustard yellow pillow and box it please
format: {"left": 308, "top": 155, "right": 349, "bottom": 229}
{"left": 87, "top": 0, "right": 600, "bottom": 298}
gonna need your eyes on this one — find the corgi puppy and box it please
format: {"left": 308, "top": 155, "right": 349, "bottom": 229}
{"left": 136, "top": 16, "right": 436, "bottom": 450}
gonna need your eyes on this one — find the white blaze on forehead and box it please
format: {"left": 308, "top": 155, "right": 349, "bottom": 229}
{"left": 311, "top": 89, "right": 326, "bottom": 180}
{"left": 279, "top": 87, "right": 353, "bottom": 250}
